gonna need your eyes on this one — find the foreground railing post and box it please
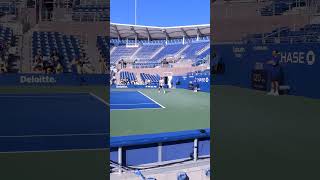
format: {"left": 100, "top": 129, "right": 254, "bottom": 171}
{"left": 158, "top": 142, "right": 162, "bottom": 163}
{"left": 118, "top": 147, "right": 122, "bottom": 173}
{"left": 194, "top": 138, "right": 198, "bottom": 161}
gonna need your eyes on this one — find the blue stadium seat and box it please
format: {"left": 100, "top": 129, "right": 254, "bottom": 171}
{"left": 32, "top": 31, "right": 83, "bottom": 72}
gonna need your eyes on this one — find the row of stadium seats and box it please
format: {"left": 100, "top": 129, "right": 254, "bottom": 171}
{"left": 0, "top": 26, "right": 13, "bottom": 45}
{"left": 72, "top": 4, "right": 108, "bottom": 21}
{"left": 0, "top": 2, "right": 16, "bottom": 16}
{"left": 97, "top": 36, "right": 109, "bottom": 60}
{"left": 110, "top": 37, "right": 209, "bottom": 46}
{"left": 32, "top": 31, "right": 84, "bottom": 72}
{"left": 110, "top": 45, "right": 138, "bottom": 64}
{"left": 245, "top": 24, "right": 320, "bottom": 44}
{"left": 260, "top": 0, "right": 306, "bottom": 16}
{"left": 110, "top": 40, "right": 210, "bottom": 66}
{"left": 32, "top": 31, "right": 82, "bottom": 59}
{"left": 0, "top": 25, "right": 18, "bottom": 73}
{"left": 120, "top": 71, "right": 137, "bottom": 84}
{"left": 140, "top": 73, "right": 160, "bottom": 84}
{"left": 151, "top": 44, "right": 184, "bottom": 62}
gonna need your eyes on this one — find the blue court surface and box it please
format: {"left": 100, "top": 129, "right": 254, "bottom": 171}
{"left": 0, "top": 93, "right": 109, "bottom": 153}
{"left": 110, "top": 91, "right": 165, "bottom": 110}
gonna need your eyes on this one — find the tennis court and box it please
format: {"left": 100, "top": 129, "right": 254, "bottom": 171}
{"left": 0, "top": 93, "right": 108, "bottom": 153}
{"left": 0, "top": 86, "right": 108, "bottom": 180}
{"left": 111, "top": 91, "right": 165, "bottom": 110}
{"left": 111, "top": 88, "right": 210, "bottom": 136}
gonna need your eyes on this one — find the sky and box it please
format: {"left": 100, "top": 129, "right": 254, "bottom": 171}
{"left": 111, "top": 0, "right": 210, "bottom": 27}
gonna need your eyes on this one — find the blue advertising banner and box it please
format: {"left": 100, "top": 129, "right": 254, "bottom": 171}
{"left": 173, "top": 74, "right": 210, "bottom": 92}
{"left": 213, "top": 43, "right": 320, "bottom": 98}
{"left": 0, "top": 74, "right": 108, "bottom": 86}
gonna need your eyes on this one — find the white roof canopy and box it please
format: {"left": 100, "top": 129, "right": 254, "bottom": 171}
{"left": 110, "top": 23, "right": 210, "bottom": 40}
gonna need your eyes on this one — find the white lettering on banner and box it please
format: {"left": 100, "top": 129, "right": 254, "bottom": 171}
{"left": 253, "top": 46, "right": 268, "bottom": 51}
{"left": 195, "top": 77, "right": 210, "bottom": 83}
{"left": 116, "top": 85, "right": 128, "bottom": 88}
{"left": 233, "top": 47, "right": 246, "bottom": 53}
{"left": 280, "top": 51, "right": 315, "bottom": 65}
{"left": 306, "top": 51, "right": 316, "bottom": 65}
{"left": 20, "top": 76, "right": 56, "bottom": 84}
{"left": 145, "top": 85, "right": 157, "bottom": 88}
{"left": 233, "top": 47, "right": 246, "bottom": 58}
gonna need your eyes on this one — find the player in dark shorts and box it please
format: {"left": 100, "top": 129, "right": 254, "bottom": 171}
{"left": 266, "top": 50, "right": 281, "bottom": 96}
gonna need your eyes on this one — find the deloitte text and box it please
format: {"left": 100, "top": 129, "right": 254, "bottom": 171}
{"left": 20, "top": 76, "right": 57, "bottom": 84}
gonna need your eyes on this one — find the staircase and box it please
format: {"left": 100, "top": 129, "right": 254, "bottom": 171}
{"left": 21, "top": 30, "right": 33, "bottom": 72}
{"left": 130, "top": 46, "right": 142, "bottom": 59}
{"left": 110, "top": 46, "right": 116, "bottom": 55}
{"left": 175, "top": 44, "right": 190, "bottom": 57}
{"left": 84, "top": 33, "right": 101, "bottom": 73}
{"left": 134, "top": 71, "right": 144, "bottom": 84}
{"left": 150, "top": 45, "right": 165, "bottom": 59}
{"left": 196, "top": 45, "right": 210, "bottom": 56}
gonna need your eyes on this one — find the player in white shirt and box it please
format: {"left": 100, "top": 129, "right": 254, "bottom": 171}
{"left": 158, "top": 77, "right": 165, "bottom": 94}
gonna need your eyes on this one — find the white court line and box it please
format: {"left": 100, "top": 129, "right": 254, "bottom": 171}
{"left": 110, "top": 103, "right": 156, "bottom": 106}
{"left": 0, "top": 148, "right": 108, "bottom": 154}
{"left": 111, "top": 107, "right": 163, "bottom": 111}
{"left": 89, "top": 92, "right": 110, "bottom": 106}
{"left": 138, "top": 91, "right": 166, "bottom": 109}
{"left": 0, "top": 93, "right": 90, "bottom": 98}
{"left": 0, "top": 133, "right": 108, "bottom": 138}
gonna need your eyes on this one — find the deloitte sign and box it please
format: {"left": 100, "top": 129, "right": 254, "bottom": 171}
{"left": 20, "top": 75, "right": 57, "bottom": 84}
{"left": 280, "top": 50, "right": 316, "bottom": 65}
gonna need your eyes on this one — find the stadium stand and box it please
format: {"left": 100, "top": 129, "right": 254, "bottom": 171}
{"left": 140, "top": 73, "right": 160, "bottom": 84}
{"left": 72, "top": 4, "right": 108, "bottom": 21}
{"left": 110, "top": 40, "right": 210, "bottom": 67}
{"left": 0, "top": 1, "right": 16, "bottom": 17}
{"left": 119, "top": 71, "right": 137, "bottom": 84}
{"left": 260, "top": 0, "right": 306, "bottom": 16}
{"left": 31, "top": 31, "right": 87, "bottom": 73}
{"left": 244, "top": 23, "right": 320, "bottom": 44}
{"left": 151, "top": 43, "right": 184, "bottom": 62}
{"left": 0, "top": 25, "right": 19, "bottom": 73}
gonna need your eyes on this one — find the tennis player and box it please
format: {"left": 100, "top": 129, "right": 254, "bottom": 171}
{"left": 266, "top": 50, "right": 281, "bottom": 96}
{"left": 158, "top": 77, "right": 165, "bottom": 94}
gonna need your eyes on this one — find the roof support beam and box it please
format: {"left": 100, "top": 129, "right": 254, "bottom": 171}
{"left": 146, "top": 28, "right": 152, "bottom": 42}
{"left": 181, "top": 28, "right": 190, "bottom": 39}
{"left": 130, "top": 26, "right": 139, "bottom": 44}
{"left": 114, "top": 25, "right": 122, "bottom": 40}
{"left": 162, "top": 29, "right": 170, "bottom": 44}
{"left": 196, "top": 27, "right": 204, "bottom": 40}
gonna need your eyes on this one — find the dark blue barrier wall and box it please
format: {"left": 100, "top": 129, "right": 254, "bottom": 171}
{"left": 110, "top": 129, "right": 210, "bottom": 166}
{"left": 0, "top": 74, "right": 108, "bottom": 86}
{"left": 213, "top": 43, "right": 320, "bottom": 98}
{"left": 110, "top": 84, "right": 158, "bottom": 89}
{"left": 173, "top": 74, "right": 210, "bottom": 92}
{"left": 112, "top": 74, "right": 210, "bottom": 92}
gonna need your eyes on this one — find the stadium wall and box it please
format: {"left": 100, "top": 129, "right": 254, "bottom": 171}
{"left": 173, "top": 74, "right": 210, "bottom": 92}
{"left": 110, "top": 129, "right": 210, "bottom": 167}
{"left": 213, "top": 43, "right": 320, "bottom": 98}
{"left": 113, "top": 74, "right": 210, "bottom": 92}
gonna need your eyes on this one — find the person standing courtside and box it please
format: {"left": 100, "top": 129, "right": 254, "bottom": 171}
{"left": 266, "top": 50, "right": 281, "bottom": 96}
